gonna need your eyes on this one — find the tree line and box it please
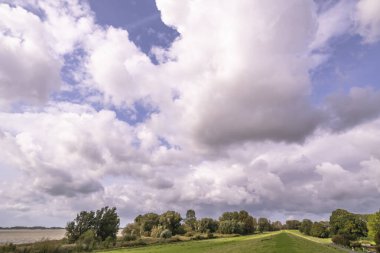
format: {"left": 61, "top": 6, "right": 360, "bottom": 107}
{"left": 64, "top": 207, "right": 380, "bottom": 252}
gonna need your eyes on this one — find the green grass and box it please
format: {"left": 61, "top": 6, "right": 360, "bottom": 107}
{"left": 101, "top": 232, "right": 345, "bottom": 253}
{"left": 284, "top": 230, "right": 332, "bottom": 244}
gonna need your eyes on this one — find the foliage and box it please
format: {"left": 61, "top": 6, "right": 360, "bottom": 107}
{"left": 299, "top": 219, "right": 313, "bottom": 235}
{"left": 160, "top": 229, "right": 173, "bottom": 239}
{"left": 286, "top": 220, "right": 301, "bottom": 230}
{"left": 135, "top": 213, "right": 160, "bottom": 236}
{"left": 330, "top": 209, "right": 368, "bottom": 241}
{"left": 258, "top": 218, "right": 270, "bottom": 233}
{"left": 368, "top": 210, "right": 380, "bottom": 241}
{"left": 332, "top": 234, "right": 350, "bottom": 246}
{"left": 310, "top": 221, "right": 330, "bottom": 238}
{"left": 122, "top": 223, "right": 141, "bottom": 240}
{"left": 271, "top": 221, "right": 282, "bottom": 231}
{"left": 218, "top": 210, "right": 255, "bottom": 235}
{"left": 76, "top": 230, "right": 97, "bottom": 252}
{"left": 196, "top": 218, "right": 219, "bottom": 233}
{"left": 219, "top": 220, "right": 245, "bottom": 234}
{"left": 158, "top": 211, "right": 182, "bottom": 235}
{"left": 94, "top": 206, "right": 120, "bottom": 241}
{"left": 185, "top": 210, "right": 197, "bottom": 231}
{"left": 65, "top": 206, "right": 120, "bottom": 243}
{"left": 151, "top": 225, "right": 165, "bottom": 238}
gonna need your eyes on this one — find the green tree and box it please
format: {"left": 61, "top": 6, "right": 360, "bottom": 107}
{"left": 299, "top": 219, "right": 313, "bottom": 235}
{"left": 185, "top": 209, "right": 197, "bottom": 231}
{"left": 310, "top": 221, "right": 330, "bottom": 238}
{"left": 271, "top": 221, "right": 283, "bottom": 231}
{"left": 219, "top": 210, "right": 255, "bottom": 235}
{"left": 258, "top": 217, "right": 270, "bottom": 233}
{"left": 94, "top": 206, "right": 120, "bottom": 241}
{"left": 219, "top": 220, "right": 244, "bottom": 234}
{"left": 65, "top": 206, "right": 120, "bottom": 243}
{"left": 134, "top": 213, "right": 160, "bottom": 236}
{"left": 66, "top": 210, "right": 96, "bottom": 243}
{"left": 368, "top": 210, "right": 380, "bottom": 252}
{"left": 159, "top": 211, "right": 182, "bottom": 234}
{"left": 286, "top": 220, "right": 301, "bottom": 230}
{"left": 196, "top": 218, "right": 219, "bottom": 233}
{"left": 122, "top": 223, "right": 141, "bottom": 241}
{"left": 330, "top": 209, "right": 367, "bottom": 241}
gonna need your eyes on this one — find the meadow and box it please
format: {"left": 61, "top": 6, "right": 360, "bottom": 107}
{"left": 101, "top": 232, "right": 345, "bottom": 253}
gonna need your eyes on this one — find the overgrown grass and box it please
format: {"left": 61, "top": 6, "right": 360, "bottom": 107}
{"left": 99, "top": 232, "right": 345, "bottom": 253}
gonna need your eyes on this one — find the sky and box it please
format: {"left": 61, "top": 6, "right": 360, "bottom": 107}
{"left": 0, "top": 0, "right": 380, "bottom": 227}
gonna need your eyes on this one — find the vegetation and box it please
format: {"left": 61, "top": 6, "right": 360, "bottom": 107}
{"left": 99, "top": 232, "right": 345, "bottom": 253}
{"left": 368, "top": 210, "right": 380, "bottom": 252}
{"left": 3, "top": 207, "right": 380, "bottom": 253}
{"left": 66, "top": 206, "right": 120, "bottom": 243}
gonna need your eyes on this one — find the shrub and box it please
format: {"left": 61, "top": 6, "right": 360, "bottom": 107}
{"left": 151, "top": 225, "right": 165, "bottom": 238}
{"left": 123, "top": 234, "right": 137, "bottom": 241}
{"left": 160, "top": 229, "right": 172, "bottom": 239}
{"left": 0, "top": 243, "right": 16, "bottom": 253}
{"left": 332, "top": 235, "right": 350, "bottom": 246}
{"left": 76, "top": 230, "right": 97, "bottom": 252}
{"left": 184, "top": 231, "right": 194, "bottom": 237}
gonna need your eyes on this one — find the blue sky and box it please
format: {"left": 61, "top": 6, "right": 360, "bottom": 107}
{"left": 1, "top": 0, "right": 380, "bottom": 227}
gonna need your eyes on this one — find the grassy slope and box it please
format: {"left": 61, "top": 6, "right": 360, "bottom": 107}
{"left": 102, "top": 232, "right": 345, "bottom": 253}
{"left": 284, "top": 230, "right": 332, "bottom": 244}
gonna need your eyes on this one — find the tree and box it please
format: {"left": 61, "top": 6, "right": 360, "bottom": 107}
{"left": 197, "top": 218, "right": 219, "bottom": 233}
{"left": 271, "top": 221, "right": 283, "bottom": 231}
{"left": 286, "top": 220, "right": 301, "bottom": 230}
{"left": 134, "top": 213, "right": 160, "bottom": 236}
{"left": 185, "top": 209, "right": 197, "bottom": 231}
{"left": 330, "top": 209, "right": 367, "bottom": 241}
{"left": 66, "top": 210, "right": 96, "bottom": 243}
{"left": 258, "top": 218, "right": 270, "bottom": 233}
{"left": 159, "top": 211, "right": 182, "bottom": 234}
{"left": 219, "top": 220, "right": 244, "bottom": 234}
{"left": 299, "top": 219, "right": 313, "bottom": 235}
{"left": 122, "top": 223, "right": 141, "bottom": 241}
{"left": 368, "top": 210, "right": 380, "bottom": 252}
{"left": 310, "top": 221, "right": 330, "bottom": 238}
{"left": 94, "top": 206, "right": 120, "bottom": 241}
{"left": 218, "top": 210, "right": 255, "bottom": 235}
{"left": 65, "top": 206, "right": 120, "bottom": 243}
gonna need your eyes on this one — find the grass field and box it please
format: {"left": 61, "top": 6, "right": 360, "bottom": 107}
{"left": 101, "top": 232, "right": 345, "bottom": 253}
{"left": 284, "top": 230, "right": 332, "bottom": 244}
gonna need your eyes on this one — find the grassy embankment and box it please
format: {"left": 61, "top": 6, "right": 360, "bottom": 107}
{"left": 100, "top": 231, "right": 345, "bottom": 253}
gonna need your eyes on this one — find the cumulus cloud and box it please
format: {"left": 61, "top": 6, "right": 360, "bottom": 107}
{"left": 1, "top": 0, "right": 380, "bottom": 226}
{"left": 355, "top": 0, "right": 380, "bottom": 43}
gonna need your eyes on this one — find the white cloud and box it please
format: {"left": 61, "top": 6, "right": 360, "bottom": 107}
{"left": 355, "top": 0, "right": 380, "bottom": 43}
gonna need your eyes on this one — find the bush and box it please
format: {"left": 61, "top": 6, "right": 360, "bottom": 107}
{"left": 123, "top": 234, "right": 137, "bottom": 241}
{"left": 184, "top": 231, "right": 194, "bottom": 237}
{"left": 0, "top": 243, "right": 16, "bottom": 253}
{"left": 160, "top": 229, "right": 172, "bottom": 239}
{"left": 76, "top": 230, "right": 97, "bottom": 251}
{"left": 151, "top": 225, "right": 165, "bottom": 238}
{"left": 332, "top": 235, "right": 350, "bottom": 246}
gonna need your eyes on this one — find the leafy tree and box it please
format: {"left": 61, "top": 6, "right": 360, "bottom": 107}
{"left": 286, "top": 220, "right": 301, "bottom": 230}
{"left": 368, "top": 210, "right": 380, "bottom": 252}
{"left": 159, "top": 211, "right": 182, "bottom": 234}
{"left": 122, "top": 223, "right": 141, "bottom": 241}
{"left": 219, "top": 210, "right": 255, "bottom": 235}
{"left": 134, "top": 213, "right": 160, "bottom": 236}
{"left": 258, "top": 218, "right": 270, "bottom": 233}
{"left": 65, "top": 206, "right": 120, "bottom": 243}
{"left": 310, "top": 221, "right": 330, "bottom": 238}
{"left": 185, "top": 209, "right": 197, "bottom": 231}
{"left": 219, "top": 220, "right": 244, "bottom": 234}
{"left": 66, "top": 210, "right": 96, "bottom": 243}
{"left": 299, "top": 219, "right": 313, "bottom": 235}
{"left": 197, "top": 218, "right": 219, "bottom": 233}
{"left": 271, "top": 221, "right": 283, "bottom": 231}
{"left": 94, "top": 206, "right": 120, "bottom": 241}
{"left": 330, "top": 209, "right": 367, "bottom": 241}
